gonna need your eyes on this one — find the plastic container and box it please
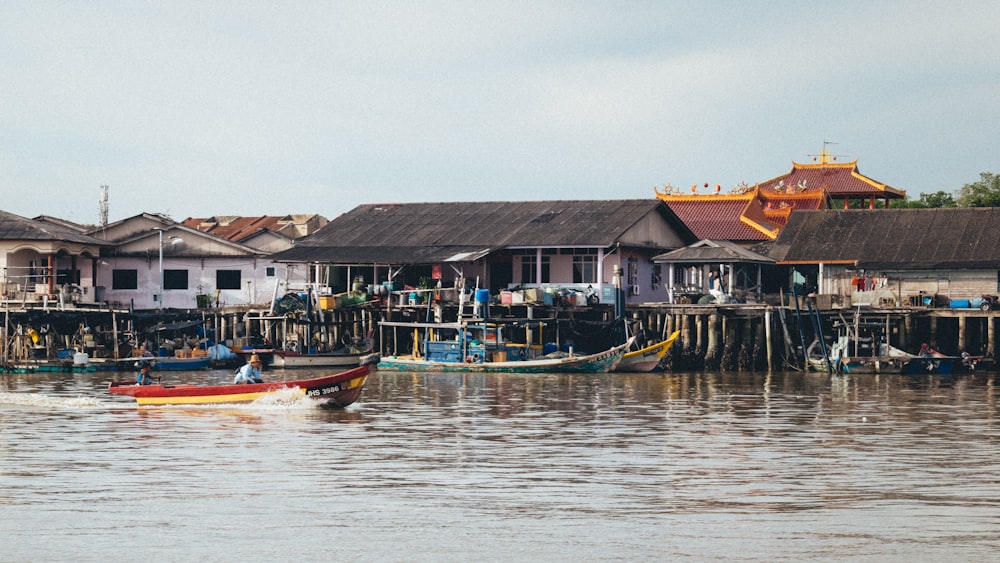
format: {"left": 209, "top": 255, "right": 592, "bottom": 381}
{"left": 475, "top": 289, "right": 490, "bottom": 303}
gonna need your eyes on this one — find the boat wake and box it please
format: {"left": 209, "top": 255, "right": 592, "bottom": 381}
{"left": 247, "top": 387, "right": 316, "bottom": 409}
{"left": 0, "top": 392, "right": 104, "bottom": 409}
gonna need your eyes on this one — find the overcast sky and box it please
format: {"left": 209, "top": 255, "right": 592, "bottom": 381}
{"left": 2, "top": 1, "right": 997, "bottom": 225}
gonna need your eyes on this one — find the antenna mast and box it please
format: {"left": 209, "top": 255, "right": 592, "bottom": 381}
{"left": 99, "top": 185, "right": 109, "bottom": 226}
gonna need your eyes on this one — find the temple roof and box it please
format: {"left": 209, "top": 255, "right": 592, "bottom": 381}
{"left": 655, "top": 150, "right": 905, "bottom": 242}
{"left": 759, "top": 190, "right": 827, "bottom": 227}
{"left": 758, "top": 151, "right": 905, "bottom": 199}
{"left": 655, "top": 192, "right": 781, "bottom": 242}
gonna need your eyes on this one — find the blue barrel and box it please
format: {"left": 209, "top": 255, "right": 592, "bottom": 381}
{"left": 475, "top": 289, "right": 490, "bottom": 303}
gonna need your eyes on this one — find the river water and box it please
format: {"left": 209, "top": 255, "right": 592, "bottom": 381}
{"left": 2, "top": 367, "right": 1000, "bottom": 562}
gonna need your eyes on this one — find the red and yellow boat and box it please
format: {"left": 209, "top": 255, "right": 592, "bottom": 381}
{"left": 108, "top": 359, "right": 376, "bottom": 407}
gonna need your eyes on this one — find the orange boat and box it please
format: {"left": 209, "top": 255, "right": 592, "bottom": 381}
{"left": 108, "top": 358, "right": 376, "bottom": 407}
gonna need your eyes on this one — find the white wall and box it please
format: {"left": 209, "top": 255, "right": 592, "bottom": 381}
{"left": 98, "top": 257, "right": 307, "bottom": 309}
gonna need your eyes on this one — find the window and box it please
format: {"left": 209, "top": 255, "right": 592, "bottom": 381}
{"left": 163, "top": 269, "right": 188, "bottom": 290}
{"left": 520, "top": 255, "right": 550, "bottom": 284}
{"left": 56, "top": 269, "right": 80, "bottom": 285}
{"left": 216, "top": 270, "right": 242, "bottom": 290}
{"left": 112, "top": 269, "right": 138, "bottom": 290}
{"left": 266, "top": 267, "right": 275, "bottom": 277}
{"left": 573, "top": 255, "right": 597, "bottom": 284}
{"left": 521, "top": 255, "right": 536, "bottom": 283}
{"left": 627, "top": 257, "right": 638, "bottom": 286}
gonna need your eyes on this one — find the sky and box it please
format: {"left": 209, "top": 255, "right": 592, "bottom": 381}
{"left": 2, "top": 1, "right": 998, "bottom": 225}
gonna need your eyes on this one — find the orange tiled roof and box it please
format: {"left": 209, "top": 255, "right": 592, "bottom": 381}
{"left": 654, "top": 151, "right": 903, "bottom": 242}
{"left": 759, "top": 190, "right": 827, "bottom": 226}
{"left": 758, "top": 158, "right": 905, "bottom": 198}
{"left": 655, "top": 191, "right": 781, "bottom": 241}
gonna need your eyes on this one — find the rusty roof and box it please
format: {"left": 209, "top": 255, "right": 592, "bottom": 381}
{"left": 182, "top": 214, "right": 326, "bottom": 243}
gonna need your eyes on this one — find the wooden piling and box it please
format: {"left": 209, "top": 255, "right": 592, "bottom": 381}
{"left": 705, "top": 312, "right": 720, "bottom": 370}
{"left": 958, "top": 314, "right": 966, "bottom": 352}
{"left": 765, "top": 309, "right": 773, "bottom": 373}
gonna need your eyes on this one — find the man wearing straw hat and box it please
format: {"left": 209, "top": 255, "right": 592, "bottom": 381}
{"left": 233, "top": 354, "right": 264, "bottom": 384}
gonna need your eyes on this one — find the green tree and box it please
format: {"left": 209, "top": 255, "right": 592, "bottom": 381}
{"left": 956, "top": 172, "right": 1000, "bottom": 207}
{"left": 890, "top": 190, "right": 957, "bottom": 208}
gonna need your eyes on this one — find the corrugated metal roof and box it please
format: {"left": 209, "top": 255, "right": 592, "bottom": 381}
{"left": 182, "top": 215, "right": 325, "bottom": 243}
{"left": 653, "top": 240, "right": 775, "bottom": 264}
{"left": 768, "top": 208, "right": 1000, "bottom": 269}
{"left": 272, "top": 245, "right": 492, "bottom": 264}
{"left": 272, "top": 200, "right": 692, "bottom": 264}
{"left": 0, "top": 210, "right": 110, "bottom": 245}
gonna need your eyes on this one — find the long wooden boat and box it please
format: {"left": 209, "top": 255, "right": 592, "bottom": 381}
{"left": 377, "top": 341, "right": 628, "bottom": 373}
{"left": 107, "top": 359, "right": 377, "bottom": 406}
{"left": 377, "top": 316, "right": 629, "bottom": 373}
{"left": 614, "top": 330, "right": 680, "bottom": 372}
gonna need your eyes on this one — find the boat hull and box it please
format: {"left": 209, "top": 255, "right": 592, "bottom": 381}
{"left": 107, "top": 362, "right": 374, "bottom": 407}
{"left": 271, "top": 350, "right": 372, "bottom": 369}
{"left": 377, "top": 343, "right": 626, "bottom": 373}
{"left": 615, "top": 331, "right": 680, "bottom": 372}
{"left": 118, "top": 356, "right": 211, "bottom": 371}
{"left": 235, "top": 347, "right": 373, "bottom": 369}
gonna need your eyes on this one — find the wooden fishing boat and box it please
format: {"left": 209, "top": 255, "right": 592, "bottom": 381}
{"left": 107, "top": 358, "right": 377, "bottom": 406}
{"left": 116, "top": 355, "right": 211, "bottom": 371}
{"left": 614, "top": 330, "right": 680, "bottom": 372}
{"left": 806, "top": 335, "right": 973, "bottom": 375}
{"left": 271, "top": 348, "right": 373, "bottom": 368}
{"left": 377, "top": 307, "right": 631, "bottom": 373}
{"left": 376, "top": 342, "right": 628, "bottom": 373}
{"left": 236, "top": 342, "right": 374, "bottom": 369}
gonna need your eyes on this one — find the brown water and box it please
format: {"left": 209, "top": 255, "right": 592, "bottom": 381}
{"left": 2, "top": 368, "right": 999, "bottom": 561}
